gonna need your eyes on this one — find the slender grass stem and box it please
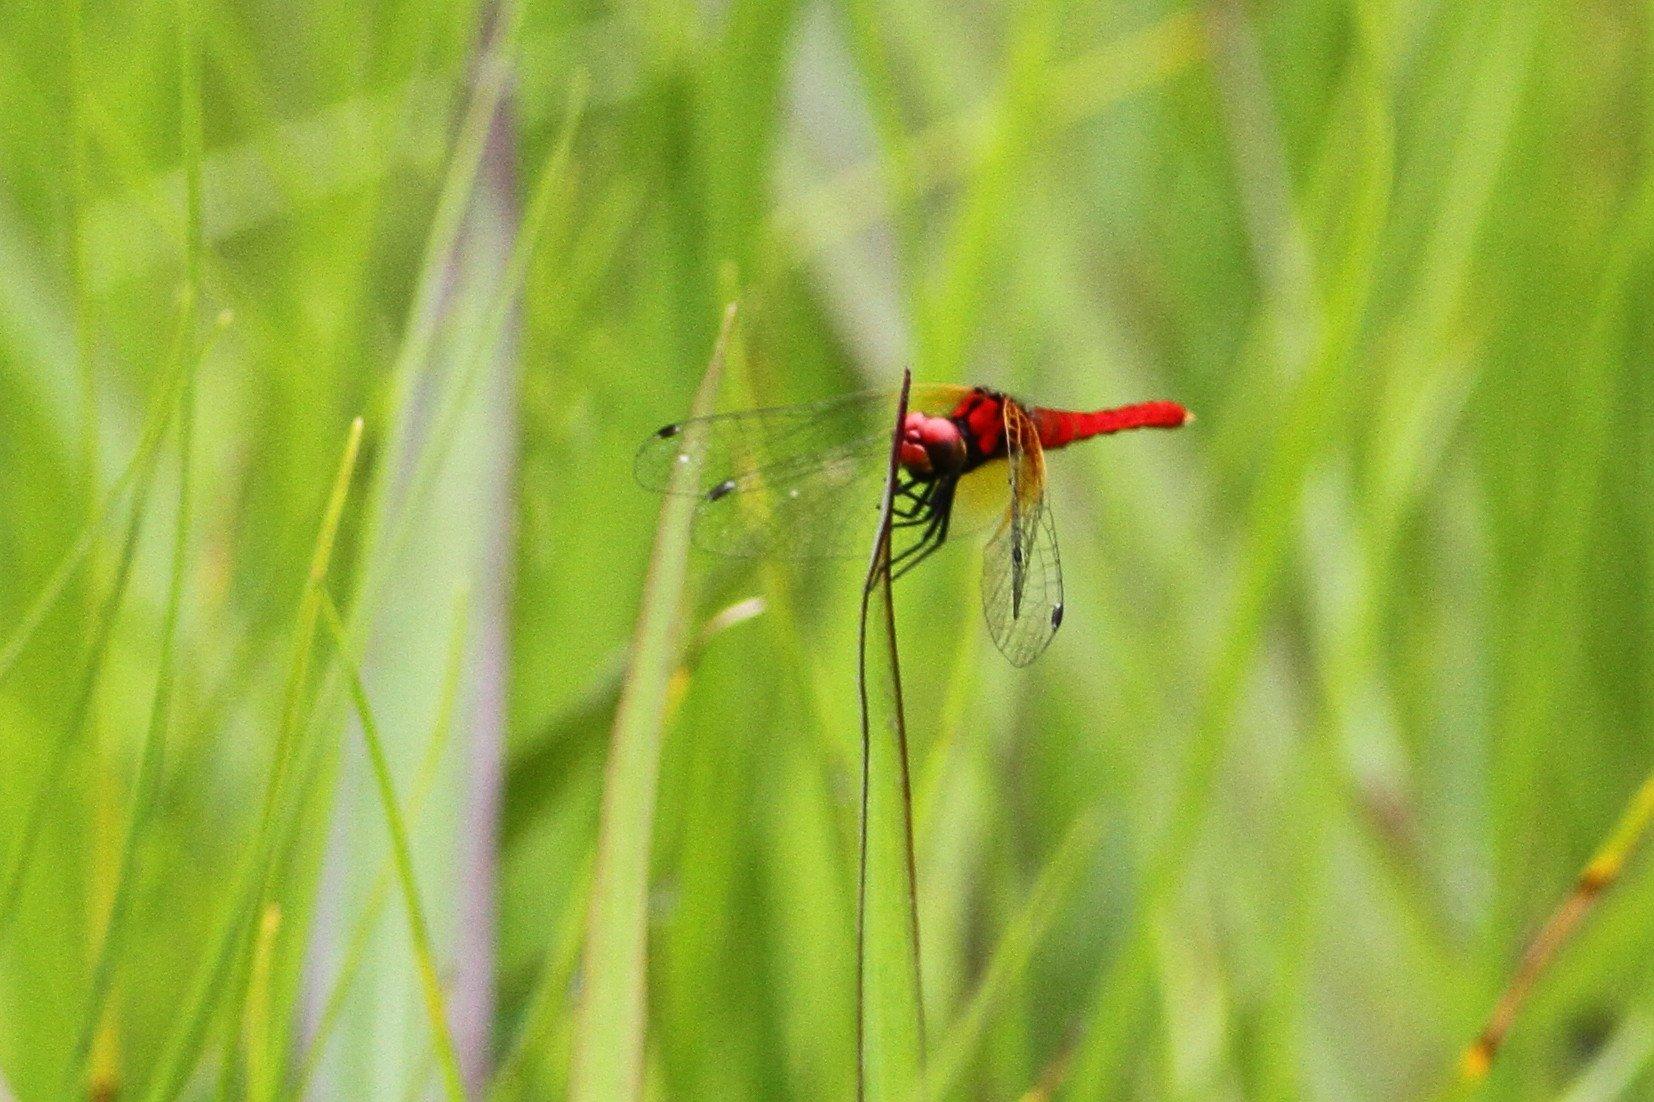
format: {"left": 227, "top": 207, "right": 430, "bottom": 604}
{"left": 292, "top": 589, "right": 471, "bottom": 1097}
{"left": 139, "top": 417, "right": 363, "bottom": 1102}
{"left": 856, "top": 369, "right": 924, "bottom": 1101}
{"left": 319, "top": 595, "right": 467, "bottom": 1102}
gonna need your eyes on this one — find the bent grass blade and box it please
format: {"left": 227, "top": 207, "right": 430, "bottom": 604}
{"left": 857, "top": 368, "right": 925, "bottom": 1101}
{"left": 567, "top": 302, "right": 737, "bottom": 1102}
{"left": 1461, "top": 771, "right": 1654, "bottom": 1080}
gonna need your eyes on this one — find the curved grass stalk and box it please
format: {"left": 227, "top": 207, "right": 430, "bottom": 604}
{"left": 857, "top": 369, "right": 925, "bottom": 1100}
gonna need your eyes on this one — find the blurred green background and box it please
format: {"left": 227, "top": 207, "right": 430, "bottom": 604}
{"left": 3, "top": 0, "right": 1654, "bottom": 1098}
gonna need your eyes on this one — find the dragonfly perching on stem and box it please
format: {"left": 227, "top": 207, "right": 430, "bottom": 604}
{"left": 637, "top": 385, "right": 1192, "bottom": 666}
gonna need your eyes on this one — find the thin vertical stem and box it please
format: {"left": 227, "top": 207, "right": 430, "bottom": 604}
{"left": 857, "top": 369, "right": 925, "bottom": 1100}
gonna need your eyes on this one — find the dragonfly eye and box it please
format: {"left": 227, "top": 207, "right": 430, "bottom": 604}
{"left": 904, "top": 413, "right": 967, "bottom": 475}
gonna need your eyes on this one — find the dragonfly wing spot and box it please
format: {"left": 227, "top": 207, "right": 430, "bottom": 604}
{"left": 1050, "top": 603, "right": 1063, "bottom": 630}
{"left": 707, "top": 478, "right": 737, "bottom": 502}
{"left": 656, "top": 423, "right": 681, "bottom": 438}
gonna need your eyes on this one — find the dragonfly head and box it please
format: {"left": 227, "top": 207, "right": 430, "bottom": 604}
{"left": 900, "top": 411, "right": 968, "bottom": 479}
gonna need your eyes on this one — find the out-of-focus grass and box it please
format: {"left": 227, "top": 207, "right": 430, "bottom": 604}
{"left": 568, "top": 303, "right": 733, "bottom": 1102}
{"left": 320, "top": 594, "right": 465, "bottom": 1101}
{"left": 3, "top": 1, "right": 1654, "bottom": 1099}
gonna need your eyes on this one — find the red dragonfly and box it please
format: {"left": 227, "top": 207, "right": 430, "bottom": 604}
{"left": 637, "top": 386, "right": 1191, "bottom": 666}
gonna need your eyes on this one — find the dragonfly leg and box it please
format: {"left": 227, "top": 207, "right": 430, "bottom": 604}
{"left": 889, "top": 481, "right": 956, "bottom": 580}
{"left": 888, "top": 524, "right": 940, "bottom": 577}
{"left": 891, "top": 475, "right": 937, "bottom": 520}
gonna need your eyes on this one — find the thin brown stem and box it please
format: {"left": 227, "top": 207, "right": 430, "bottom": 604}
{"left": 1462, "top": 770, "right": 1654, "bottom": 1078}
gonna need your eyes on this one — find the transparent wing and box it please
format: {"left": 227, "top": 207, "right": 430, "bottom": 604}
{"left": 980, "top": 400, "right": 1064, "bottom": 666}
{"left": 635, "top": 385, "right": 970, "bottom": 560}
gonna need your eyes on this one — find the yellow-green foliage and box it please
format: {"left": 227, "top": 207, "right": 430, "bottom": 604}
{"left": 1, "top": 1, "right": 1652, "bottom": 1099}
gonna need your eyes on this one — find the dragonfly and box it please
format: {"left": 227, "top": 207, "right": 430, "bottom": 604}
{"left": 636, "top": 385, "right": 1191, "bottom": 666}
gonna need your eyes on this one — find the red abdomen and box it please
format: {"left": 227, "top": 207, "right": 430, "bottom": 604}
{"left": 1033, "top": 400, "right": 1191, "bottom": 450}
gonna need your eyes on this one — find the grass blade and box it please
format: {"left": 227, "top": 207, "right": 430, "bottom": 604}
{"left": 857, "top": 368, "right": 924, "bottom": 1100}
{"left": 1459, "top": 89, "right": 1654, "bottom": 1083}
{"left": 566, "top": 302, "right": 737, "bottom": 1102}
{"left": 0, "top": 373, "right": 172, "bottom": 946}
{"left": 68, "top": 0, "right": 212, "bottom": 1034}
{"left": 319, "top": 594, "right": 466, "bottom": 1101}
{"left": 921, "top": 806, "right": 1102, "bottom": 1099}
{"left": 243, "top": 904, "right": 282, "bottom": 1101}
{"left": 293, "top": 587, "right": 471, "bottom": 1096}
{"left": 486, "top": 849, "right": 596, "bottom": 1102}
{"left": 0, "top": 340, "right": 192, "bottom": 691}
{"left": 61, "top": 317, "right": 215, "bottom": 1099}
{"left": 138, "top": 416, "right": 364, "bottom": 1102}
{"left": 1462, "top": 771, "right": 1654, "bottom": 1080}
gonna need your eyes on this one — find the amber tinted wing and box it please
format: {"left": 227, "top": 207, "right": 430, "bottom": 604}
{"left": 979, "top": 399, "right": 1064, "bottom": 666}
{"left": 635, "top": 385, "right": 970, "bottom": 560}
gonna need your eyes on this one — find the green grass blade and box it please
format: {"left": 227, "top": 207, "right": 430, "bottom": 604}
{"left": 566, "top": 302, "right": 736, "bottom": 1102}
{"left": 346, "top": 0, "right": 525, "bottom": 597}
{"left": 69, "top": 7, "right": 209, "bottom": 1062}
{"left": 61, "top": 318, "right": 212, "bottom": 1100}
{"left": 293, "top": 588, "right": 471, "bottom": 1097}
{"left": 138, "top": 416, "right": 364, "bottom": 1102}
{"left": 243, "top": 903, "right": 282, "bottom": 1101}
{"left": 0, "top": 342, "right": 192, "bottom": 691}
{"left": 319, "top": 594, "right": 466, "bottom": 1102}
{"left": 0, "top": 483, "right": 148, "bottom": 941}
{"left": 376, "top": 71, "right": 587, "bottom": 610}
{"left": 486, "top": 848, "right": 596, "bottom": 1102}
{"left": 857, "top": 369, "right": 924, "bottom": 1101}
{"left": 920, "top": 806, "right": 1101, "bottom": 1100}
{"left": 917, "top": 0, "right": 1056, "bottom": 377}
{"left": 0, "top": 325, "right": 189, "bottom": 944}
